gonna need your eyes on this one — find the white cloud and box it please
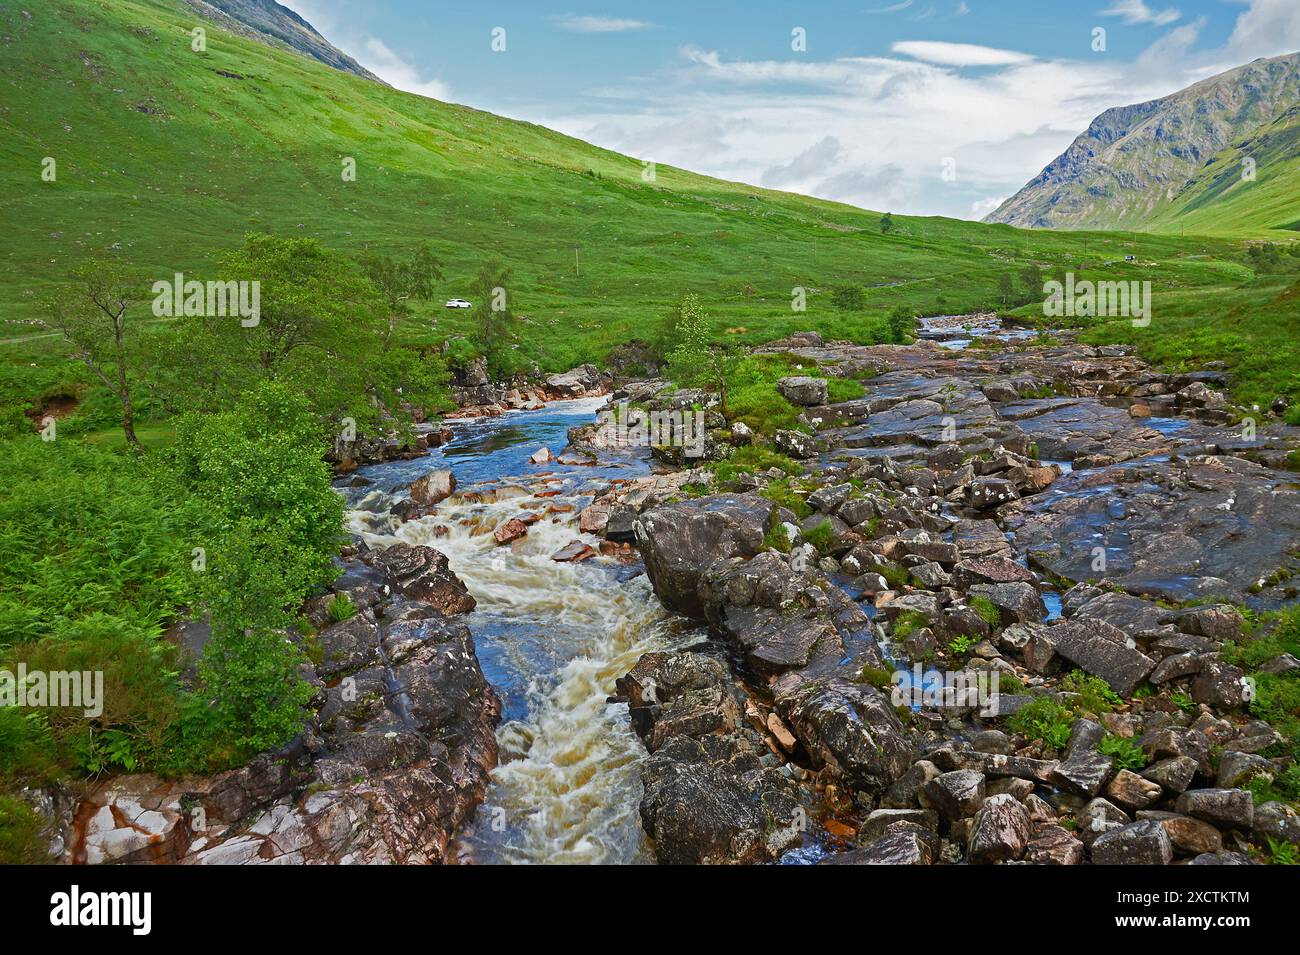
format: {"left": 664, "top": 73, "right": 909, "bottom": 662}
{"left": 890, "top": 40, "right": 1034, "bottom": 66}
{"left": 284, "top": 0, "right": 1299, "bottom": 221}
{"left": 359, "top": 37, "right": 450, "bottom": 100}
{"left": 1100, "top": 1, "right": 1182, "bottom": 27}
{"left": 970, "top": 196, "right": 1006, "bottom": 218}
{"left": 1225, "top": 0, "right": 1300, "bottom": 60}
{"left": 553, "top": 15, "right": 653, "bottom": 33}
{"left": 761, "top": 136, "right": 844, "bottom": 188}
{"left": 866, "top": 1, "right": 914, "bottom": 12}
{"left": 955, "top": 2, "right": 971, "bottom": 16}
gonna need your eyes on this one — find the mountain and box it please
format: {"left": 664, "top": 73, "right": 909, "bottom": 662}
{"left": 0, "top": 0, "right": 1240, "bottom": 376}
{"left": 985, "top": 52, "right": 1300, "bottom": 235}
{"left": 187, "top": 0, "right": 382, "bottom": 82}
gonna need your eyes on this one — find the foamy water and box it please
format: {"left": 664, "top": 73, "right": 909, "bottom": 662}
{"left": 344, "top": 402, "right": 697, "bottom": 864}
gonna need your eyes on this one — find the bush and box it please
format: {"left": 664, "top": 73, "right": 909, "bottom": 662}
{"left": 0, "top": 796, "right": 46, "bottom": 865}
{"left": 170, "top": 380, "right": 344, "bottom": 603}
{"left": 165, "top": 382, "right": 343, "bottom": 771}
{"left": 830, "top": 286, "right": 866, "bottom": 311}
{"left": 1008, "top": 697, "right": 1074, "bottom": 749}
{"left": 1099, "top": 733, "right": 1147, "bottom": 770}
{"left": 1060, "top": 669, "right": 1122, "bottom": 715}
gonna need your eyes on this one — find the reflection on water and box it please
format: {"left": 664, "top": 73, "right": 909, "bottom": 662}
{"left": 343, "top": 399, "right": 699, "bottom": 864}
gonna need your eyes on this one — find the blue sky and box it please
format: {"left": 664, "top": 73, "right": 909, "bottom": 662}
{"left": 290, "top": 0, "right": 1300, "bottom": 219}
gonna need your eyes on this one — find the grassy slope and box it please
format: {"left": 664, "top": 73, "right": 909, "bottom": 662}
{"left": 0, "top": 0, "right": 1293, "bottom": 410}
{"left": 1148, "top": 106, "right": 1300, "bottom": 237}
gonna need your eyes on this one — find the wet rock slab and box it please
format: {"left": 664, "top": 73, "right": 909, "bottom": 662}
{"left": 1005, "top": 456, "right": 1300, "bottom": 604}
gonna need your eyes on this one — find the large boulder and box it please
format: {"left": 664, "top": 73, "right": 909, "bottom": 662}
{"left": 619, "top": 651, "right": 804, "bottom": 865}
{"left": 1174, "top": 788, "right": 1254, "bottom": 831}
{"left": 777, "top": 678, "right": 914, "bottom": 794}
{"left": 1045, "top": 619, "right": 1154, "bottom": 696}
{"left": 967, "top": 793, "right": 1031, "bottom": 863}
{"left": 634, "top": 494, "right": 770, "bottom": 618}
{"left": 408, "top": 469, "right": 456, "bottom": 506}
{"left": 1090, "top": 819, "right": 1173, "bottom": 865}
{"left": 365, "top": 544, "right": 476, "bottom": 615}
{"left": 777, "top": 376, "right": 829, "bottom": 407}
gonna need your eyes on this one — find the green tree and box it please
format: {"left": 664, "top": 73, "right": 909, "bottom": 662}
{"left": 997, "top": 273, "right": 1016, "bottom": 307}
{"left": 170, "top": 380, "right": 344, "bottom": 593}
{"left": 469, "top": 259, "right": 521, "bottom": 379}
{"left": 359, "top": 243, "right": 442, "bottom": 347}
{"left": 42, "top": 258, "right": 144, "bottom": 452}
{"left": 150, "top": 234, "right": 386, "bottom": 431}
{"left": 666, "top": 293, "right": 732, "bottom": 408}
{"left": 880, "top": 212, "right": 895, "bottom": 234}
{"left": 167, "top": 381, "right": 342, "bottom": 769}
{"left": 830, "top": 285, "right": 867, "bottom": 311}
{"left": 887, "top": 306, "right": 913, "bottom": 344}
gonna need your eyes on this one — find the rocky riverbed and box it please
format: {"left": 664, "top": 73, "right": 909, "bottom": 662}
{"left": 604, "top": 324, "right": 1300, "bottom": 865}
{"left": 33, "top": 319, "right": 1300, "bottom": 865}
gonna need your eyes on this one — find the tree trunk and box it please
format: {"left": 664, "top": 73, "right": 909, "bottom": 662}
{"left": 114, "top": 314, "right": 144, "bottom": 453}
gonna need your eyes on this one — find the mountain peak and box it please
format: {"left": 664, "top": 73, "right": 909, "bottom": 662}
{"left": 985, "top": 51, "right": 1300, "bottom": 232}
{"left": 187, "top": 0, "right": 383, "bottom": 83}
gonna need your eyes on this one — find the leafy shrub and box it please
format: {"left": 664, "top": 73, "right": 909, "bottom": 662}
{"left": 327, "top": 592, "right": 357, "bottom": 623}
{"left": 170, "top": 381, "right": 344, "bottom": 597}
{"left": 968, "top": 595, "right": 1002, "bottom": 629}
{"left": 0, "top": 796, "right": 46, "bottom": 865}
{"left": 1008, "top": 697, "right": 1074, "bottom": 750}
{"left": 830, "top": 285, "right": 866, "bottom": 311}
{"left": 948, "top": 634, "right": 977, "bottom": 656}
{"left": 1099, "top": 733, "right": 1147, "bottom": 770}
{"left": 1060, "top": 670, "right": 1123, "bottom": 714}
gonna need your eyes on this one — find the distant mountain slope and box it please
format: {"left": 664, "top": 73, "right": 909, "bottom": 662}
{"left": 0, "top": 0, "right": 1241, "bottom": 376}
{"left": 985, "top": 52, "right": 1300, "bottom": 235}
{"left": 187, "top": 0, "right": 383, "bottom": 82}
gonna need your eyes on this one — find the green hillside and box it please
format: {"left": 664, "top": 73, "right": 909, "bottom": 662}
{"left": 0, "top": 0, "right": 1293, "bottom": 410}
{"left": 0, "top": 0, "right": 1297, "bottom": 853}
{"left": 986, "top": 52, "right": 1300, "bottom": 239}
{"left": 1151, "top": 104, "right": 1300, "bottom": 236}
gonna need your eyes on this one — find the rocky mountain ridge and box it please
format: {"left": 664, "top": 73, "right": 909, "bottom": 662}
{"left": 985, "top": 52, "right": 1300, "bottom": 231}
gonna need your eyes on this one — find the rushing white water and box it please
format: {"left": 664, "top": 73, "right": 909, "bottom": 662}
{"left": 344, "top": 402, "right": 698, "bottom": 864}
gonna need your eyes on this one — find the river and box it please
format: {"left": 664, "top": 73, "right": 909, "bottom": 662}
{"left": 339, "top": 396, "right": 702, "bottom": 864}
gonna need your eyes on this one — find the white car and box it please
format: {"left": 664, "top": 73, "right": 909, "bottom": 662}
{"left": 444, "top": 298, "right": 472, "bottom": 309}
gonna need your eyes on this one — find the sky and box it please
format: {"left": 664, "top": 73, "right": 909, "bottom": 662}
{"left": 287, "top": 0, "right": 1300, "bottom": 220}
